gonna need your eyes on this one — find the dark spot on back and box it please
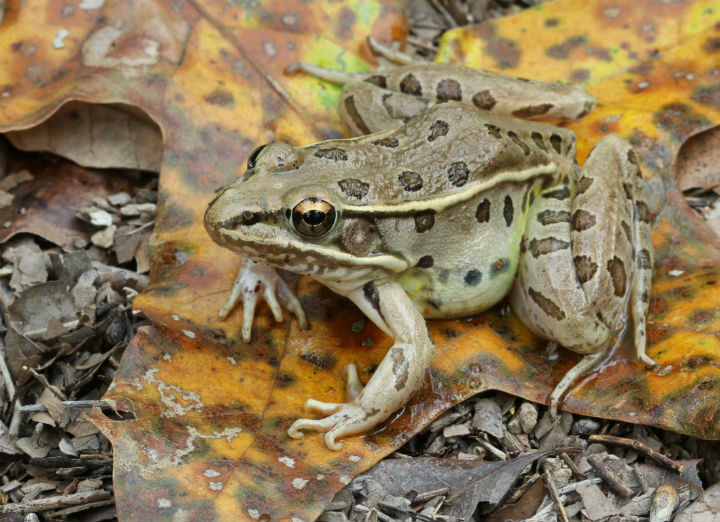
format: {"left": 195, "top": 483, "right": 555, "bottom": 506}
{"left": 490, "top": 258, "right": 511, "bottom": 277}
{"left": 537, "top": 209, "right": 570, "bottom": 225}
{"left": 343, "top": 95, "right": 371, "bottom": 134}
{"left": 338, "top": 178, "right": 369, "bottom": 199}
{"left": 448, "top": 161, "right": 469, "bottom": 187}
{"left": 476, "top": 199, "right": 491, "bottom": 223}
{"left": 571, "top": 209, "right": 596, "bottom": 231}
{"left": 484, "top": 123, "right": 502, "bottom": 138}
{"left": 577, "top": 176, "right": 594, "bottom": 194}
{"left": 473, "top": 90, "right": 497, "bottom": 110}
{"left": 363, "top": 281, "right": 381, "bottom": 314}
{"left": 503, "top": 195, "right": 514, "bottom": 226}
{"left": 512, "top": 103, "right": 554, "bottom": 118}
{"left": 622, "top": 182, "right": 633, "bottom": 199}
{"left": 574, "top": 255, "right": 598, "bottom": 283}
{"left": 529, "top": 237, "right": 570, "bottom": 257}
{"left": 436, "top": 78, "right": 462, "bottom": 101}
{"left": 365, "top": 75, "right": 387, "bottom": 88}
{"left": 399, "top": 171, "right": 423, "bottom": 192}
{"left": 635, "top": 201, "right": 651, "bottom": 223}
{"left": 428, "top": 120, "right": 449, "bottom": 141}
{"left": 372, "top": 137, "right": 399, "bottom": 148}
{"left": 621, "top": 220, "right": 632, "bottom": 243}
{"left": 638, "top": 249, "right": 652, "bottom": 269}
{"left": 417, "top": 255, "right": 434, "bottom": 268}
{"left": 543, "top": 185, "right": 570, "bottom": 200}
{"left": 464, "top": 269, "right": 482, "bottom": 286}
{"left": 529, "top": 287, "right": 566, "bottom": 320}
{"left": 607, "top": 256, "right": 627, "bottom": 297}
{"left": 315, "top": 147, "right": 348, "bottom": 161}
{"left": 531, "top": 132, "right": 548, "bottom": 152}
{"left": 550, "top": 133, "right": 563, "bottom": 154}
{"left": 400, "top": 73, "right": 422, "bottom": 95}
{"left": 507, "top": 130, "right": 531, "bottom": 155}
{"left": 414, "top": 212, "right": 435, "bottom": 233}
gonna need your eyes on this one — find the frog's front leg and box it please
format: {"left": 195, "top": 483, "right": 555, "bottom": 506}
{"left": 288, "top": 280, "right": 434, "bottom": 450}
{"left": 510, "top": 135, "right": 655, "bottom": 416}
{"left": 220, "top": 258, "right": 308, "bottom": 342}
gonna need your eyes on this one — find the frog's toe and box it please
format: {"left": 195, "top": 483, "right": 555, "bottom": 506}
{"left": 305, "top": 399, "right": 343, "bottom": 415}
{"left": 638, "top": 353, "right": 658, "bottom": 368}
{"left": 342, "top": 364, "right": 363, "bottom": 399}
{"left": 241, "top": 290, "right": 260, "bottom": 342}
{"left": 276, "top": 283, "right": 308, "bottom": 329}
{"left": 263, "top": 285, "right": 284, "bottom": 322}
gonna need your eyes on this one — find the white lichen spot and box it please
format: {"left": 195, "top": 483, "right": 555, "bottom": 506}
{"left": 147, "top": 448, "right": 159, "bottom": 461}
{"left": 204, "top": 468, "right": 221, "bottom": 478}
{"left": 145, "top": 426, "right": 243, "bottom": 470}
{"left": 157, "top": 498, "right": 172, "bottom": 508}
{"left": 209, "top": 481, "right": 224, "bottom": 491}
{"left": 603, "top": 6, "right": 621, "bottom": 18}
{"left": 637, "top": 81, "right": 650, "bottom": 89}
{"left": 292, "top": 517, "right": 307, "bottom": 522}
{"left": 171, "top": 507, "right": 190, "bottom": 522}
{"left": 262, "top": 41, "right": 277, "bottom": 57}
{"left": 163, "top": 353, "right": 172, "bottom": 361}
{"left": 279, "top": 456, "right": 296, "bottom": 468}
{"left": 79, "top": 0, "right": 106, "bottom": 9}
{"left": 182, "top": 329, "right": 196, "bottom": 339}
{"left": 348, "top": 455, "right": 362, "bottom": 463}
{"left": 316, "top": 473, "right": 325, "bottom": 480}
{"left": 53, "top": 29, "right": 69, "bottom": 49}
{"left": 227, "top": 356, "right": 238, "bottom": 366}
{"left": 292, "top": 478, "right": 309, "bottom": 490}
{"left": 171, "top": 314, "right": 181, "bottom": 321}
{"left": 339, "top": 475, "right": 351, "bottom": 485}
{"left": 144, "top": 368, "right": 204, "bottom": 417}
{"left": 80, "top": 0, "right": 105, "bottom": 11}
{"left": 132, "top": 309, "right": 141, "bottom": 315}
{"left": 281, "top": 14, "right": 298, "bottom": 26}
{"left": 82, "top": 26, "right": 160, "bottom": 68}
{"left": 669, "top": 269, "right": 685, "bottom": 277}
{"left": 248, "top": 508, "right": 261, "bottom": 520}
{"left": 2, "top": 92, "right": 9, "bottom": 98}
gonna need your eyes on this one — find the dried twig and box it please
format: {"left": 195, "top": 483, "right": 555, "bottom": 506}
{"left": 587, "top": 454, "right": 634, "bottom": 498}
{"left": 542, "top": 464, "right": 569, "bottom": 522}
{"left": 0, "top": 490, "right": 111, "bottom": 514}
{"left": 589, "top": 435, "right": 684, "bottom": 474}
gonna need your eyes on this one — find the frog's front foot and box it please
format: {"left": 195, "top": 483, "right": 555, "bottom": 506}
{"left": 288, "top": 364, "right": 379, "bottom": 450}
{"left": 220, "top": 258, "right": 308, "bottom": 342}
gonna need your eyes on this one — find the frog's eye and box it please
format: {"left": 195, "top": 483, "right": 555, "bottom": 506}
{"left": 291, "top": 198, "right": 337, "bottom": 237}
{"left": 246, "top": 144, "right": 268, "bottom": 170}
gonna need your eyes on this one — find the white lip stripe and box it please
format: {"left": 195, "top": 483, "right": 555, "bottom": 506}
{"left": 342, "top": 163, "right": 558, "bottom": 216}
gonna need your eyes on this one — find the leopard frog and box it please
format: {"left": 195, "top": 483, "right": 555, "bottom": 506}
{"left": 204, "top": 59, "right": 655, "bottom": 450}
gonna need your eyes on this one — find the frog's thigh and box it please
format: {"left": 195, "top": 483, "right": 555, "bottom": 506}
{"left": 511, "top": 135, "right": 645, "bottom": 354}
{"left": 339, "top": 81, "right": 429, "bottom": 135}
{"left": 376, "top": 64, "right": 594, "bottom": 121}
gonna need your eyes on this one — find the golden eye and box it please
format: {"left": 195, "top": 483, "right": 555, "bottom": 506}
{"left": 291, "top": 198, "right": 337, "bottom": 237}
{"left": 246, "top": 144, "right": 268, "bottom": 170}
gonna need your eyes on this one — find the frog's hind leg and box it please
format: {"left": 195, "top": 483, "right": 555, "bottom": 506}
{"left": 510, "top": 135, "right": 655, "bottom": 416}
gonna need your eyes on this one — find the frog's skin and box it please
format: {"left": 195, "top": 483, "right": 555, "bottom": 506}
{"left": 204, "top": 61, "right": 655, "bottom": 450}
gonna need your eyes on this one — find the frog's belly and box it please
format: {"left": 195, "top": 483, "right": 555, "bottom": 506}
{"left": 387, "top": 184, "right": 530, "bottom": 319}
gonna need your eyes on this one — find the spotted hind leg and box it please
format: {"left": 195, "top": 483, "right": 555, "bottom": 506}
{"left": 510, "top": 135, "right": 655, "bottom": 415}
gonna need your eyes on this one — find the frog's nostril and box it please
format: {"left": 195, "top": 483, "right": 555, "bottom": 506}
{"left": 220, "top": 210, "right": 259, "bottom": 230}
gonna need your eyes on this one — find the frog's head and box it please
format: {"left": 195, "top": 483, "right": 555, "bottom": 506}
{"left": 204, "top": 141, "right": 408, "bottom": 286}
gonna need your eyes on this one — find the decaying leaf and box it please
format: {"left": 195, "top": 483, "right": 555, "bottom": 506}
{"left": 0, "top": 0, "right": 719, "bottom": 520}
{"left": 363, "top": 449, "right": 564, "bottom": 521}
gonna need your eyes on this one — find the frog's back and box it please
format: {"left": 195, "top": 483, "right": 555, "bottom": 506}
{"left": 310, "top": 102, "right": 577, "bottom": 318}
{"left": 312, "top": 101, "right": 576, "bottom": 208}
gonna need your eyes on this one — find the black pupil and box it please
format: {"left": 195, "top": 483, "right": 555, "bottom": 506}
{"left": 246, "top": 144, "right": 267, "bottom": 169}
{"left": 303, "top": 209, "right": 326, "bottom": 225}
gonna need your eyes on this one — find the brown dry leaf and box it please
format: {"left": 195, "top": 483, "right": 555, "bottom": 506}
{"left": 1, "top": 0, "right": 719, "bottom": 521}
{"left": 364, "top": 449, "right": 563, "bottom": 521}
{"left": 676, "top": 126, "right": 720, "bottom": 191}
